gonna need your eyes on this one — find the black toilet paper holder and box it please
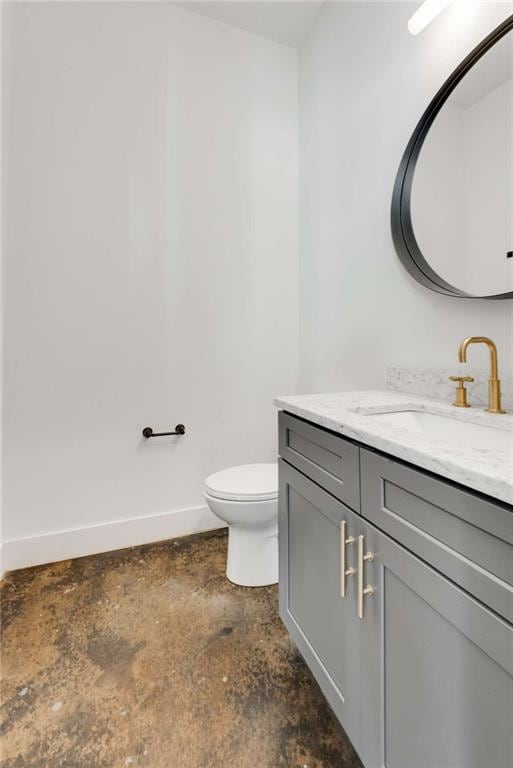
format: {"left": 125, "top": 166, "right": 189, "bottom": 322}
{"left": 142, "top": 424, "right": 185, "bottom": 438}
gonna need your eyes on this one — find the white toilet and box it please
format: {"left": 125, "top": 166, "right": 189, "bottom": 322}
{"left": 204, "top": 463, "right": 278, "bottom": 587}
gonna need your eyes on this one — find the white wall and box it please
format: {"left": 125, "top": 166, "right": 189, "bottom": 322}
{"left": 2, "top": 2, "right": 299, "bottom": 554}
{"left": 4, "top": 1, "right": 513, "bottom": 570}
{"left": 299, "top": 1, "right": 513, "bottom": 393}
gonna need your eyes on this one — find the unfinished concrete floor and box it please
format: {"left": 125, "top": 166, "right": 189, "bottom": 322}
{"left": 1, "top": 529, "right": 362, "bottom": 768}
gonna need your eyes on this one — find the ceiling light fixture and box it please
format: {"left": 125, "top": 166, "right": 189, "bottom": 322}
{"left": 408, "top": 0, "right": 452, "bottom": 35}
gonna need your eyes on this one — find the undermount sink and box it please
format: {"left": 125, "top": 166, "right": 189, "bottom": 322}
{"left": 365, "top": 410, "right": 513, "bottom": 451}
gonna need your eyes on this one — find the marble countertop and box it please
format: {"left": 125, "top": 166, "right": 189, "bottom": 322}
{"left": 274, "top": 391, "right": 513, "bottom": 505}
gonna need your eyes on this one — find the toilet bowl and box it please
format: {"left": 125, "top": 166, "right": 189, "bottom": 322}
{"left": 204, "top": 463, "right": 278, "bottom": 587}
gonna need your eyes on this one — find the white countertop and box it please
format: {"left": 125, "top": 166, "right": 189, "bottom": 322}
{"left": 274, "top": 391, "right": 513, "bottom": 505}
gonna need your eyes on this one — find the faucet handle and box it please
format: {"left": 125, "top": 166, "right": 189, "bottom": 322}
{"left": 449, "top": 375, "right": 474, "bottom": 408}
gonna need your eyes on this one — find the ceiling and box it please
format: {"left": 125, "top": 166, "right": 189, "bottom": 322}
{"left": 173, "top": 1, "right": 325, "bottom": 47}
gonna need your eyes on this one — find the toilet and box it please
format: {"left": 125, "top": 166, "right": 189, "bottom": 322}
{"left": 204, "top": 463, "right": 278, "bottom": 587}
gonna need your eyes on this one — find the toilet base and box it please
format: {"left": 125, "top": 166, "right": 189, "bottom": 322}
{"left": 226, "top": 524, "right": 278, "bottom": 587}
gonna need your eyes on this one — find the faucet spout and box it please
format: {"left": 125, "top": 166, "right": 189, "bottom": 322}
{"left": 457, "top": 337, "right": 504, "bottom": 414}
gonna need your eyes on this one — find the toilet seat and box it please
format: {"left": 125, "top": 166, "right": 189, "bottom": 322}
{"left": 205, "top": 463, "right": 278, "bottom": 502}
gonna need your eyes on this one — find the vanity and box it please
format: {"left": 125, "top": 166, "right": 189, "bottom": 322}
{"left": 276, "top": 391, "right": 513, "bottom": 768}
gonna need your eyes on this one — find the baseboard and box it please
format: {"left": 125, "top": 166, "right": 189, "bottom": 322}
{"left": 1, "top": 505, "right": 225, "bottom": 575}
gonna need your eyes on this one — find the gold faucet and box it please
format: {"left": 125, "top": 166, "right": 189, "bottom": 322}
{"left": 458, "top": 337, "right": 505, "bottom": 414}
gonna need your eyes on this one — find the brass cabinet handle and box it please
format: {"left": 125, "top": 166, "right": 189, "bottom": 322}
{"left": 357, "top": 534, "right": 375, "bottom": 619}
{"left": 340, "top": 521, "right": 356, "bottom": 597}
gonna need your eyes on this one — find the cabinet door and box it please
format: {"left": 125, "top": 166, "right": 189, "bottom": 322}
{"left": 279, "top": 459, "right": 361, "bottom": 747}
{"left": 359, "top": 519, "right": 513, "bottom": 768}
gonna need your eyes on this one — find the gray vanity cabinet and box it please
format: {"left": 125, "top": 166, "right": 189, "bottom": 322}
{"left": 359, "top": 518, "right": 513, "bottom": 768}
{"left": 278, "top": 411, "right": 513, "bottom": 768}
{"left": 279, "top": 459, "right": 362, "bottom": 749}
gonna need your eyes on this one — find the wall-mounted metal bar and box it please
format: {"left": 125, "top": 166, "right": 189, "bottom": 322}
{"left": 142, "top": 424, "right": 185, "bottom": 438}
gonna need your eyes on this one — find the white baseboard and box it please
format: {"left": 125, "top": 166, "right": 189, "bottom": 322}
{"left": 1, "top": 505, "right": 225, "bottom": 575}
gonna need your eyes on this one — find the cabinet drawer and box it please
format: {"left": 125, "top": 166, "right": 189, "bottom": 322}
{"left": 279, "top": 411, "right": 360, "bottom": 511}
{"left": 361, "top": 448, "right": 513, "bottom": 623}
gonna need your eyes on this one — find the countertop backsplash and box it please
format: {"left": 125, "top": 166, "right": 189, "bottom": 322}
{"left": 387, "top": 366, "right": 513, "bottom": 413}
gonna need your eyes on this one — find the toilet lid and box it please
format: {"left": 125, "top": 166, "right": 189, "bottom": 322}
{"left": 205, "top": 463, "right": 278, "bottom": 502}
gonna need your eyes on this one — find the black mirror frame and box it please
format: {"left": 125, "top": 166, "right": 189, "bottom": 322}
{"left": 391, "top": 14, "right": 513, "bottom": 300}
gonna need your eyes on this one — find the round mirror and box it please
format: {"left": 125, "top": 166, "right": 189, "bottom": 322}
{"left": 391, "top": 15, "right": 513, "bottom": 299}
